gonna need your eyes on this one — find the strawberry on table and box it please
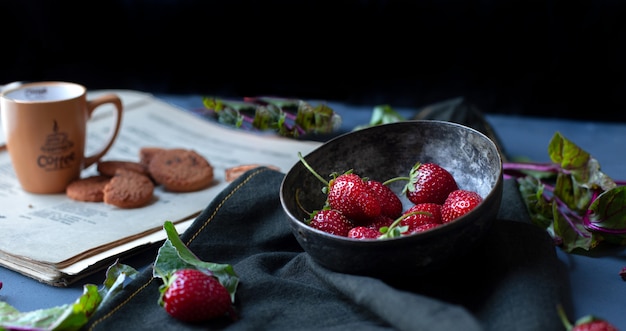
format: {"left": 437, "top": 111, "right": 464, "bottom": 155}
{"left": 160, "top": 268, "right": 234, "bottom": 323}
{"left": 402, "top": 162, "right": 458, "bottom": 205}
{"left": 441, "top": 189, "right": 483, "bottom": 223}
{"left": 309, "top": 209, "right": 355, "bottom": 237}
{"left": 557, "top": 304, "right": 619, "bottom": 331}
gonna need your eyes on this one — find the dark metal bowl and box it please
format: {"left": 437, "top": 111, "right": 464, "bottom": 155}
{"left": 280, "top": 120, "right": 503, "bottom": 279}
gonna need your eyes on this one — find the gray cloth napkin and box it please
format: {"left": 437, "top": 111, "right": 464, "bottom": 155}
{"left": 82, "top": 167, "right": 570, "bottom": 331}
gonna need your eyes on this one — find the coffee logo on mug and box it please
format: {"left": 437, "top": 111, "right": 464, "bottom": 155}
{"left": 38, "top": 120, "right": 75, "bottom": 171}
{"left": 25, "top": 87, "right": 48, "bottom": 100}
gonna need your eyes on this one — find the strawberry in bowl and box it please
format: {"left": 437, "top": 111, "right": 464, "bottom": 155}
{"left": 279, "top": 120, "right": 503, "bottom": 279}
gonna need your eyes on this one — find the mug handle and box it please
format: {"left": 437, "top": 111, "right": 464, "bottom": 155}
{"left": 83, "top": 94, "right": 123, "bottom": 168}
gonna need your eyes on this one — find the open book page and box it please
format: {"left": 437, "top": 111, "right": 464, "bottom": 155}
{"left": 0, "top": 90, "right": 322, "bottom": 285}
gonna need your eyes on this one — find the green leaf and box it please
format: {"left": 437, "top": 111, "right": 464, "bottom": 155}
{"left": 252, "top": 105, "right": 283, "bottom": 131}
{"left": 217, "top": 107, "right": 245, "bottom": 128}
{"left": 548, "top": 131, "right": 590, "bottom": 170}
{"left": 548, "top": 132, "right": 616, "bottom": 191}
{"left": 201, "top": 96, "right": 341, "bottom": 138}
{"left": 552, "top": 202, "right": 596, "bottom": 252}
{"left": 0, "top": 284, "right": 102, "bottom": 331}
{"left": 517, "top": 176, "right": 553, "bottom": 229}
{"left": 99, "top": 260, "right": 139, "bottom": 308}
{"left": 295, "top": 102, "right": 340, "bottom": 134}
{"left": 353, "top": 104, "right": 406, "bottom": 130}
{"left": 401, "top": 162, "right": 422, "bottom": 195}
{"left": 153, "top": 221, "right": 239, "bottom": 302}
{"left": 554, "top": 172, "right": 592, "bottom": 212}
{"left": 588, "top": 186, "right": 626, "bottom": 241}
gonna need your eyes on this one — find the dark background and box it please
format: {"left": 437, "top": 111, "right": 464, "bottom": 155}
{"left": 2, "top": 0, "right": 626, "bottom": 122}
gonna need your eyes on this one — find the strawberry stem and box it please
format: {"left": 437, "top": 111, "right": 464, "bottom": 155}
{"left": 298, "top": 152, "right": 330, "bottom": 186}
{"left": 294, "top": 187, "right": 312, "bottom": 215}
{"left": 383, "top": 162, "right": 421, "bottom": 194}
{"left": 378, "top": 211, "right": 431, "bottom": 239}
{"left": 382, "top": 176, "right": 410, "bottom": 186}
{"left": 556, "top": 304, "right": 574, "bottom": 331}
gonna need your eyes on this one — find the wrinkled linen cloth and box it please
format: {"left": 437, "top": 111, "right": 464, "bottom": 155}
{"left": 83, "top": 167, "right": 570, "bottom": 331}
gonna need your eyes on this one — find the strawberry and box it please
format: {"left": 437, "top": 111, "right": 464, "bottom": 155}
{"left": 402, "top": 162, "right": 458, "bottom": 205}
{"left": 557, "top": 304, "right": 619, "bottom": 331}
{"left": 572, "top": 320, "right": 619, "bottom": 331}
{"left": 348, "top": 226, "right": 380, "bottom": 239}
{"left": 365, "top": 214, "right": 394, "bottom": 230}
{"left": 366, "top": 179, "right": 403, "bottom": 218}
{"left": 327, "top": 173, "right": 381, "bottom": 223}
{"left": 400, "top": 203, "right": 442, "bottom": 232}
{"left": 296, "top": 154, "right": 381, "bottom": 224}
{"left": 309, "top": 209, "right": 354, "bottom": 237}
{"left": 408, "top": 222, "right": 440, "bottom": 234}
{"left": 160, "top": 268, "right": 233, "bottom": 322}
{"left": 440, "top": 189, "right": 483, "bottom": 223}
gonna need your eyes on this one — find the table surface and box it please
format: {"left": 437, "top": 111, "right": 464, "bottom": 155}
{"left": 1, "top": 92, "right": 625, "bottom": 329}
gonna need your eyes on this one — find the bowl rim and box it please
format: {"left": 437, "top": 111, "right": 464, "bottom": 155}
{"left": 279, "top": 119, "right": 504, "bottom": 242}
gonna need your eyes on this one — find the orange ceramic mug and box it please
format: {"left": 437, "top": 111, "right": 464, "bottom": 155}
{"left": 1, "top": 81, "right": 123, "bottom": 194}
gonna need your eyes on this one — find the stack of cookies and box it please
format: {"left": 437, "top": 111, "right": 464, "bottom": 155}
{"left": 66, "top": 148, "right": 215, "bottom": 209}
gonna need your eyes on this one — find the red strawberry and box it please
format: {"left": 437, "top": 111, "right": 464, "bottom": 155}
{"left": 309, "top": 209, "right": 354, "bottom": 237}
{"left": 327, "top": 173, "right": 381, "bottom": 223}
{"left": 297, "top": 155, "right": 381, "bottom": 223}
{"left": 440, "top": 189, "right": 483, "bottom": 223}
{"left": 365, "top": 214, "right": 394, "bottom": 230}
{"left": 408, "top": 222, "right": 440, "bottom": 234}
{"left": 400, "top": 203, "right": 442, "bottom": 232}
{"left": 348, "top": 226, "right": 380, "bottom": 239}
{"left": 366, "top": 180, "right": 403, "bottom": 219}
{"left": 572, "top": 320, "right": 619, "bottom": 331}
{"left": 403, "top": 162, "right": 458, "bottom": 205}
{"left": 557, "top": 304, "right": 619, "bottom": 331}
{"left": 160, "top": 268, "right": 233, "bottom": 322}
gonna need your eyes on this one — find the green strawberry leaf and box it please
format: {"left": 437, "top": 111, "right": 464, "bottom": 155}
{"left": 153, "top": 221, "right": 239, "bottom": 302}
{"left": 0, "top": 284, "right": 101, "bottom": 331}
{"left": 400, "top": 162, "right": 421, "bottom": 195}
{"left": 99, "top": 260, "right": 140, "bottom": 307}
{"left": 0, "top": 258, "right": 138, "bottom": 331}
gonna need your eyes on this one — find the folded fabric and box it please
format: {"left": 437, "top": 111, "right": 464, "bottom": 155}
{"left": 83, "top": 167, "right": 571, "bottom": 331}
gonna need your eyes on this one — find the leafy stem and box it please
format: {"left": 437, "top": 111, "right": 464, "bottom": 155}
{"left": 201, "top": 96, "right": 341, "bottom": 138}
{"left": 503, "top": 131, "right": 626, "bottom": 252}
